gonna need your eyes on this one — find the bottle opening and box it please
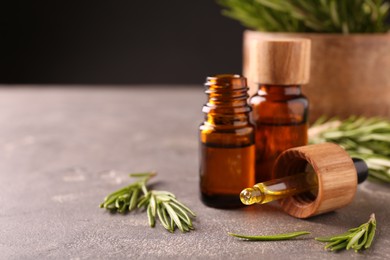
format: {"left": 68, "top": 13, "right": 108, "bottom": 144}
{"left": 206, "top": 74, "right": 247, "bottom": 89}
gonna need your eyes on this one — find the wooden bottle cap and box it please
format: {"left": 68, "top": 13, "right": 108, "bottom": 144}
{"left": 251, "top": 39, "right": 311, "bottom": 85}
{"left": 273, "top": 143, "right": 357, "bottom": 219}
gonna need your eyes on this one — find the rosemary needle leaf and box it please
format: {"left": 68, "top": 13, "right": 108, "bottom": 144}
{"left": 137, "top": 193, "right": 151, "bottom": 208}
{"left": 228, "top": 231, "right": 310, "bottom": 241}
{"left": 152, "top": 191, "right": 176, "bottom": 197}
{"left": 150, "top": 194, "right": 157, "bottom": 217}
{"left": 365, "top": 218, "right": 377, "bottom": 249}
{"left": 170, "top": 198, "right": 197, "bottom": 217}
{"left": 170, "top": 216, "right": 175, "bottom": 231}
{"left": 157, "top": 205, "right": 172, "bottom": 232}
{"left": 147, "top": 205, "right": 155, "bottom": 227}
{"left": 161, "top": 204, "right": 173, "bottom": 232}
{"left": 353, "top": 227, "right": 369, "bottom": 251}
{"left": 129, "top": 171, "right": 157, "bottom": 178}
{"left": 325, "top": 239, "right": 345, "bottom": 250}
{"left": 330, "top": 241, "right": 348, "bottom": 251}
{"left": 169, "top": 202, "right": 193, "bottom": 226}
{"left": 347, "top": 229, "right": 365, "bottom": 250}
{"left": 164, "top": 202, "right": 184, "bottom": 232}
{"left": 129, "top": 188, "right": 139, "bottom": 211}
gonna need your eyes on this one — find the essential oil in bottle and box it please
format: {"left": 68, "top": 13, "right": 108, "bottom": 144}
{"left": 250, "top": 39, "right": 311, "bottom": 182}
{"left": 199, "top": 74, "right": 256, "bottom": 208}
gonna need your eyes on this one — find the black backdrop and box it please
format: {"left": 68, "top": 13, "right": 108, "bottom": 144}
{"left": 1, "top": 0, "right": 244, "bottom": 85}
{"left": 2, "top": 1, "right": 390, "bottom": 85}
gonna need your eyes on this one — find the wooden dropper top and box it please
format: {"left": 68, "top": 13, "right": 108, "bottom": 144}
{"left": 273, "top": 143, "right": 358, "bottom": 218}
{"left": 252, "top": 39, "right": 311, "bottom": 85}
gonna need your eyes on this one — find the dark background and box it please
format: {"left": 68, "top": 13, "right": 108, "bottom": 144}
{"left": 2, "top": 1, "right": 390, "bottom": 85}
{"left": 1, "top": 0, "right": 244, "bottom": 85}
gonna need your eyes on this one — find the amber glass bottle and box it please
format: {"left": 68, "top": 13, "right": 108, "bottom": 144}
{"left": 250, "top": 39, "right": 311, "bottom": 182}
{"left": 199, "top": 74, "right": 256, "bottom": 208}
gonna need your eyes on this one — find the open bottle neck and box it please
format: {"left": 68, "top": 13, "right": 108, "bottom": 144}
{"left": 203, "top": 75, "right": 252, "bottom": 127}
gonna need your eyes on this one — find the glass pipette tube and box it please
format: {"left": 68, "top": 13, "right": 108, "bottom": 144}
{"left": 240, "top": 169, "right": 318, "bottom": 205}
{"left": 240, "top": 157, "right": 368, "bottom": 205}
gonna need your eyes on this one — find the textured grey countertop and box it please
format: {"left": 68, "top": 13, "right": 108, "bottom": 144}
{"left": 1, "top": 86, "right": 389, "bottom": 259}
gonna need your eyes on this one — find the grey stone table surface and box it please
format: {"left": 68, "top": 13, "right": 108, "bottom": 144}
{"left": 1, "top": 86, "right": 390, "bottom": 260}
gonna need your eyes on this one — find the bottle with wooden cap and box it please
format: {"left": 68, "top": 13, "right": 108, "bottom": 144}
{"left": 250, "top": 39, "right": 311, "bottom": 183}
{"left": 199, "top": 74, "right": 256, "bottom": 208}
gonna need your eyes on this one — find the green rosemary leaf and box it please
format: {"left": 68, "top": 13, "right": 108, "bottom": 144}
{"left": 137, "top": 193, "right": 151, "bottom": 208}
{"left": 330, "top": 241, "right": 348, "bottom": 251}
{"left": 228, "top": 231, "right": 310, "bottom": 241}
{"left": 129, "top": 171, "right": 157, "bottom": 178}
{"left": 348, "top": 227, "right": 360, "bottom": 232}
{"left": 129, "top": 188, "right": 139, "bottom": 211}
{"left": 170, "top": 198, "right": 197, "bottom": 217}
{"left": 103, "top": 195, "right": 121, "bottom": 208}
{"left": 353, "top": 227, "right": 368, "bottom": 251}
{"left": 160, "top": 204, "right": 173, "bottom": 232}
{"left": 157, "top": 204, "right": 172, "bottom": 232}
{"left": 346, "top": 229, "right": 365, "bottom": 250}
{"left": 325, "top": 239, "right": 345, "bottom": 250}
{"left": 152, "top": 191, "right": 176, "bottom": 198}
{"left": 155, "top": 195, "right": 172, "bottom": 202}
{"left": 150, "top": 194, "right": 157, "bottom": 217}
{"left": 315, "top": 236, "right": 333, "bottom": 242}
{"left": 115, "top": 198, "right": 121, "bottom": 209}
{"left": 170, "top": 216, "right": 175, "bottom": 231}
{"left": 164, "top": 202, "right": 184, "bottom": 232}
{"left": 118, "top": 201, "right": 128, "bottom": 214}
{"left": 103, "top": 188, "right": 129, "bottom": 205}
{"left": 169, "top": 202, "right": 193, "bottom": 227}
{"left": 365, "top": 215, "right": 377, "bottom": 249}
{"left": 106, "top": 203, "right": 116, "bottom": 210}
{"left": 182, "top": 222, "right": 190, "bottom": 232}
{"left": 147, "top": 205, "right": 155, "bottom": 227}
{"left": 104, "top": 186, "right": 129, "bottom": 202}
{"left": 327, "top": 232, "right": 355, "bottom": 241}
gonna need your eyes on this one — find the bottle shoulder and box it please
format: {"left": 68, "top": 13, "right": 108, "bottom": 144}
{"left": 250, "top": 93, "right": 308, "bottom": 106}
{"left": 200, "top": 122, "right": 255, "bottom": 133}
{"left": 250, "top": 95, "right": 308, "bottom": 124}
{"left": 199, "top": 124, "right": 255, "bottom": 147}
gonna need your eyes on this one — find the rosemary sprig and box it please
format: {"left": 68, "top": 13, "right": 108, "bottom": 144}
{"left": 100, "top": 172, "right": 196, "bottom": 233}
{"left": 228, "top": 231, "right": 310, "bottom": 241}
{"left": 316, "top": 214, "right": 377, "bottom": 252}
{"left": 217, "top": 0, "right": 390, "bottom": 33}
{"left": 309, "top": 116, "right": 390, "bottom": 183}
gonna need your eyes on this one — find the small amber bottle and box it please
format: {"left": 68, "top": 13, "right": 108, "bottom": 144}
{"left": 199, "top": 74, "right": 256, "bottom": 208}
{"left": 250, "top": 39, "right": 311, "bottom": 183}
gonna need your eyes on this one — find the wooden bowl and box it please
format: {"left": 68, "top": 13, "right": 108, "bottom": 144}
{"left": 243, "top": 31, "right": 390, "bottom": 121}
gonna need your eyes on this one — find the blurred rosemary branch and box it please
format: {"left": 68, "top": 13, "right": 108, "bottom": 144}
{"left": 309, "top": 116, "right": 390, "bottom": 183}
{"left": 217, "top": 0, "right": 390, "bottom": 33}
{"left": 316, "top": 213, "right": 377, "bottom": 252}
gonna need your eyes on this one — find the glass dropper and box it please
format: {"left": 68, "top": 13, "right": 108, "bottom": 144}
{"left": 240, "top": 158, "right": 368, "bottom": 205}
